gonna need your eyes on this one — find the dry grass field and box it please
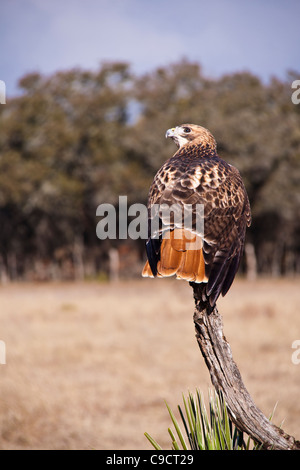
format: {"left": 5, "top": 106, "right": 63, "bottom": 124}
{"left": 0, "top": 277, "right": 299, "bottom": 450}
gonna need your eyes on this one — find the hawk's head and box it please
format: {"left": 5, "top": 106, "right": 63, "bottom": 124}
{"left": 166, "top": 124, "right": 217, "bottom": 151}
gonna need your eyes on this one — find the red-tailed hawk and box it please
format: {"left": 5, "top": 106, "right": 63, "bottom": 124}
{"left": 142, "top": 124, "right": 251, "bottom": 306}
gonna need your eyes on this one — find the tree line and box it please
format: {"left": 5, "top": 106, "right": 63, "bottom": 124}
{"left": 0, "top": 60, "right": 299, "bottom": 281}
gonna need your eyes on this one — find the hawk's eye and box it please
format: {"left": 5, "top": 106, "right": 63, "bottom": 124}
{"left": 183, "top": 127, "right": 191, "bottom": 133}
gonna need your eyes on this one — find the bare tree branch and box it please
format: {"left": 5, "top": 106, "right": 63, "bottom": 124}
{"left": 191, "top": 282, "right": 300, "bottom": 450}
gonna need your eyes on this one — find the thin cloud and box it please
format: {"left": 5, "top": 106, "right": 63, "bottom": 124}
{"left": 1, "top": 0, "right": 300, "bottom": 96}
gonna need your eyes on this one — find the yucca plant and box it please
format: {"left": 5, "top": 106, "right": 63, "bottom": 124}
{"left": 145, "top": 389, "right": 264, "bottom": 450}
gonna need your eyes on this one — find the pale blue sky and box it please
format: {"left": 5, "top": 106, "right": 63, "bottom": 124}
{"left": 1, "top": 0, "right": 300, "bottom": 97}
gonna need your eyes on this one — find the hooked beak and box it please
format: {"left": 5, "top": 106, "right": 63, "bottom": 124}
{"left": 165, "top": 127, "right": 176, "bottom": 138}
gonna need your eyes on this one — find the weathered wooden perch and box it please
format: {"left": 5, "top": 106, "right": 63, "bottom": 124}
{"left": 190, "top": 282, "right": 300, "bottom": 450}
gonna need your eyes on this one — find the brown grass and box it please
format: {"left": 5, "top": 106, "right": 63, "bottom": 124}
{"left": 0, "top": 277, "right": 299, "bottom": 449}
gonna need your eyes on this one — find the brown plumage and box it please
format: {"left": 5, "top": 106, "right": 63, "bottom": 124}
{"left": 142, "top": 124, "right": 251, "bottom": 306}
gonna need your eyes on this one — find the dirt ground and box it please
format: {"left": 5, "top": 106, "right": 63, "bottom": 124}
{"left": 0, "top": 277, "right": 299, "bottom": 450}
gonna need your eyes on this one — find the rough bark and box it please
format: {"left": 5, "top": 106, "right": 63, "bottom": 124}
{"left": 190, "top": 282, "right": 300, "bottom": 450}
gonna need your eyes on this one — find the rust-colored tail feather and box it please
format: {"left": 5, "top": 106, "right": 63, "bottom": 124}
{"left": 157, "top": 236, "right": 183, "bottom": 276}
{"left": 142, "top": 229, "right": 207, "bottom": 283}
{"left": 142, "top": 260, "right": 155, "bottom": 278}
